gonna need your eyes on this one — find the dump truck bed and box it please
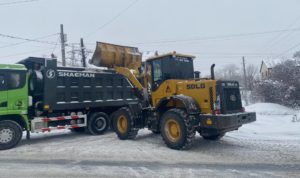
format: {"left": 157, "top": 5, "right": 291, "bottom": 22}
{"left": 19, "top": 57, "right": 139, "bottom": 112}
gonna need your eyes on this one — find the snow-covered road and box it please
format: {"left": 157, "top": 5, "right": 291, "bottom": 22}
{"left": 0, "top": 103, "right": 299, "bottom": 178}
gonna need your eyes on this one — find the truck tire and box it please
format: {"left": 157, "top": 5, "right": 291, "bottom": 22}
{"left": 160, "top": 109, "right": 196, "bottom": 150}
{"left": 201, "top": 133, "right": 225, "bottom": 140}
{"left": 0, "top": 120, "right": 23, "bottom": 150}
{"left": 113, "top": 107, "right": 138, "bottom": 140}
{"left": 86, "top": 112, "right": 109, "bottom": 135}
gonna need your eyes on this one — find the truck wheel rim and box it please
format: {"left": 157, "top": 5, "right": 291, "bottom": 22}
{"left": 0, "top": 128, "right": 14, "bottom": 144}
{"left": 117, "top": 115, "right": 128, "bottom": 134}
{"left": 164, "top": 119, "right": 181, "bottom": 142}
{"left": 95, "top": 117, "right": 106, "bottom": 131}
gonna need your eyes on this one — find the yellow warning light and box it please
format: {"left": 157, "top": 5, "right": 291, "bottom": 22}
{"left": 44, "top": 105, "right": 50, "bottom": 110}
{"left": 206, "top": 118, "right": 213, "bottom": 125}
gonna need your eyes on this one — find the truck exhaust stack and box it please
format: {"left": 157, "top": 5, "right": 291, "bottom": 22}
{"left": 211, "top": 64, "right": 215, "bottom": 80}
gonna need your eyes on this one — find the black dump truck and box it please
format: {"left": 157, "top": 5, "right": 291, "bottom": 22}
{"left": 0, "top": 57, "right": 140, "bottom": 150}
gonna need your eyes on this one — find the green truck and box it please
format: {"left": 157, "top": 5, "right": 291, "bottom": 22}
{"left": 0, "top": 64, "right": 29, "bottom": 149}
{"left": 0, "top": 57, "right": 140, "bottom": 150}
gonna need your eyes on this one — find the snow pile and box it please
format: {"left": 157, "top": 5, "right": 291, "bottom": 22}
{"left": 229, "top": 103, "right": 300, "bottom": 140}
{"left": 245, "top": 103, "right": 295, "bottom": 115}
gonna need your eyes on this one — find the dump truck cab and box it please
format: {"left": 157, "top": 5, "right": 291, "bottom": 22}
{"left": 0, "top": 64, "right": 30, "bottom": 150}
{"left": 0, "top": 64, "right": 29, "bottom": 125}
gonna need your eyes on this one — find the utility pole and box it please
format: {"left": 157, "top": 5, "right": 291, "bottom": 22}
{"left": 80, "top": 38, "right": 87, "bottom": 67}
{"left": 60, "top": 24, "right": 66, "bottom": 66}
{"left": 242, "top": 56, "right": 247, "bottom": 90}
{"left": 242, "top": 56, "right": 249, "bottom": 105}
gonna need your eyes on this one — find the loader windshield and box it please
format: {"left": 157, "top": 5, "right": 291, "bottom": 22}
{"left": 147, "top": 54, "right": 194, "bottom": 91}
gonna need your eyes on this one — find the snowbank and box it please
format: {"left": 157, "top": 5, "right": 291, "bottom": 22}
{"left": 245, "top": 103, "right": 295, "bottom": 115}
{"left": 230, "top": 103, "right": 300, "bottom": 140}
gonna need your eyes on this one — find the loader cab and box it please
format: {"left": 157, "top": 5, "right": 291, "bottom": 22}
{"left": 145, "top": 52, "right": 195, "bottom": 91}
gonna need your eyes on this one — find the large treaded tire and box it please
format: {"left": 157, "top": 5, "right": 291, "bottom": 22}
{"left": 160, "top": 109, "right": 196, "bottom": 150}
{"left": 0, "top": 120, "right": 23, "bottom": 150}
{"left": 86, "top": 112, "right": 109, "bottom": 135}
{"left": 113, "top": 107, "right": 138, "bottom": 140}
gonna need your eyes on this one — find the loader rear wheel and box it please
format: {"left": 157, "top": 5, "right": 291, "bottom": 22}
{"left": 87, "top": 112, "right": 109, "bottom": 135}
{"left": 0, "top": 120, "right": 23, "bottom": 150}
{"left": 113, "top": 107, "right": 138, "bottom": 140}
{"left": 160, "top": 109, "right": 195, "bottom": 150}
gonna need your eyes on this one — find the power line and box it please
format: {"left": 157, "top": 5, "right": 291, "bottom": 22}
{"left": 84, "top": 28, "right": 300, "bottom": 47}
{"left": 0, "top": 0, "right": 39, "bottom": 6}
{"left": 0, "top": 33, "right": 58, "bottom": 45}
{"left": 85, "top": 0, "right": 139, "bottom": 38}
{"left": 275, "top": 42, "right": 300, "bottom": 58}
{"left": 51, "top": 36, "right": 60, "bottom": 54}
{"left": 259, "top": 15, "right": 300, "bottom": 55}
{"left": 128, "top": 28, "right": 300, "bottom": 46}
{"left": 0, "top": 33, "right": 58, "bottom": 49}
{"left": 0, "top": 47, "right": 54, "bottom": 59}
{"left": 190, "top": 52, "right": 280, "bottom": 57}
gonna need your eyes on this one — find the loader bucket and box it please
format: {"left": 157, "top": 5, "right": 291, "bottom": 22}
{"left": 90, "top": 42, "right": 142, "bottom": 71}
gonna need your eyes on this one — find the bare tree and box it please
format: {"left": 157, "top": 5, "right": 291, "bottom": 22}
{"left": 293, "top": 51, "right": 300, "bottom": 60}
{"left": 254, "top": 59, "right": 300, "bottom": 108}
{"left": 246, "top": 64, "right": 258, "bottom": 91}
{"left": 215, "top": 64, "right": 242, "bottom": 84}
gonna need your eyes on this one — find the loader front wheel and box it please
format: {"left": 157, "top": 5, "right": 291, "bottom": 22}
{"left": 160, "top": 109, "right": 195, "bottom": 150}
{"left": 113, "top": 107, "right": 138, "bottom": 140}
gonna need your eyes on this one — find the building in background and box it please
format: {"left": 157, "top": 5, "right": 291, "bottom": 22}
{"left": 259, "top": 59, "right": 282, "bottom": 78}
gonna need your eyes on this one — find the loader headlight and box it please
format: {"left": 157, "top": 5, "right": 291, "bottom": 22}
{"left": 230, "top": 94, "right": 237, "bottom": 101}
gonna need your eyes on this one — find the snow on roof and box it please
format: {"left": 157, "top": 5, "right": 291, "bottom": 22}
{"left": 263, "top": 59, "right": 283, "bottom": 68}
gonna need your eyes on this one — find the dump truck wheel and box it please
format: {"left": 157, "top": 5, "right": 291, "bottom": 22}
{"left": 0, "top": 120, "right": 23, "bottom": 150}
{"left": 201, "top": 133, "right": 225, "bottom": 140}
{"left": 160, "top": 109, "right": 195, "bottom": 150}
{"left": 87, "top": 112, "right": 109, "bottom": 135}
{"left": 113, "top": 107, "right": 138, "bottom": 140}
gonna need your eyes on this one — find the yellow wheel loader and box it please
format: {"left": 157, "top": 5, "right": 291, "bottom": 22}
{"left": 90, "top": 42, "right": 256, "bottom": 150}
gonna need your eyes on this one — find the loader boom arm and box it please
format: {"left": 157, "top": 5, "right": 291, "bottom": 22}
{"left": 115, "top": 67, "right": 143, "bottom": 90}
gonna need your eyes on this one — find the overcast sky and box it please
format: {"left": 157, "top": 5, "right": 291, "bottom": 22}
{"left": 0, "top": 0, "right": 300, "bottom": 74}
